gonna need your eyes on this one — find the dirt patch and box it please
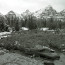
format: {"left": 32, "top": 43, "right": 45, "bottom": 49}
{"left": 54, "top": 53, "right": 65, "bottom": 65}
{"left": 0, "top": 51, "right": 44, "bottom": 65}
{"left": 0, "top": 49, "right": 65, "bottom": 65}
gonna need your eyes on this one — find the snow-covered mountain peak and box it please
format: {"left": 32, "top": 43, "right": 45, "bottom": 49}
{"left": 61, "top": 9, "right": 65, "bottom": 13}
{"left": 34, "top": 5, "right": 57, "bottom": 18}
{"left": 45, "top": 5, "right": 53, "bottom": 10}
{"left": 8, "top": 10, "right": 15, "bottom": 15}
{"left": 6, "top": 11, "right": 22, "bottom": 19}
{"left": 22, "top": 9, "right": 32, "bottom": 16}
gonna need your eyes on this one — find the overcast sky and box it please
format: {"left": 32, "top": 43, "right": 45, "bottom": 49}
{"left": 0, "top": 0, "right": 65, "bottom": 14}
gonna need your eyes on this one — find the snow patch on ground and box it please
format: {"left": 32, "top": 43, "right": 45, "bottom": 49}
{"left": 0, "top": 32, "right": 11, "bottom": 39}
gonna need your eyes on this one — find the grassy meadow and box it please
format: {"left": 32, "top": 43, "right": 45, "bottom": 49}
{"left": 0, "top": 30, "right": 65, "bottom": 52}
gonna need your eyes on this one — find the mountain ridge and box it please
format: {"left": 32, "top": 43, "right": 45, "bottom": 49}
{"left": 0, "top": 5, "right": 65, "bottom": 21}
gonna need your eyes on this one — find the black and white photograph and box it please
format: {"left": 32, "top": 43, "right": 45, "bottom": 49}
{"left": 0, "top": 0, "right": 65, "bottom": 65}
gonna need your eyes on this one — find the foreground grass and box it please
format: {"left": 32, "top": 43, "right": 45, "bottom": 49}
{"left": 0, "top": 30, "right": 65, "bottom": 51}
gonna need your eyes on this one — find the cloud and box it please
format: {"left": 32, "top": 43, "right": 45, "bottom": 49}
{"left": 0, "top": 0, "right": 65, "bottom": 14}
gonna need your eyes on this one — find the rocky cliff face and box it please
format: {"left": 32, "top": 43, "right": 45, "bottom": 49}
{"left": 6, "top": 10, "right": 22, "bottom": 20}
{"left": 4, "top": 6, "right": 65, "bottom": 22}
{"left": 34, "top": 5, "right": 65, "bottom": 21}
{"left": 34, "top": 5, "right": 57, "bottom": 18}
{"left": 60, "top": 9, "right": 65, "bottom": 16}
{"left": 1, "top": 5, "right": 65, "bottom": 23}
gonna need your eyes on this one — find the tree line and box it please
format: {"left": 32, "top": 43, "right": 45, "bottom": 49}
{"left": 0, "top": 13, "right": 65, "bottom": 32}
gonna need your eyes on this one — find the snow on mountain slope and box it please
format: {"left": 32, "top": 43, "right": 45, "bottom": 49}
{"left": 34, "top": 5, "right": 57, "bottom": 18}
{"left": 60, "top": 9, "right": 65, "bottom": 16}
{"left": 6, "top": 11, "right": 23, "bottom": 19}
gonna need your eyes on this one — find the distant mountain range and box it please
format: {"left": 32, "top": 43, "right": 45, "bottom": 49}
{"left": 0, "top": 5, "right": 65, "bottom": 21}
{"left": 34, "top": 5, "right": 65, "bottom": 20}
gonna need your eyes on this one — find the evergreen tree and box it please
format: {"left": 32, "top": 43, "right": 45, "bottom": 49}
{"left": 15, "top": 18, "right": 19, "bottom": 31}
{"left": 47, "top": 17, "right": 57, "bottom": 30}
{"left": 27, "top": 14, "right": 37, "bottom": 30}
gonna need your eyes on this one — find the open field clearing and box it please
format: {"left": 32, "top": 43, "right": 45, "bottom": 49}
{"left": 0, "top": 30, "right": 65, "bottom": 50}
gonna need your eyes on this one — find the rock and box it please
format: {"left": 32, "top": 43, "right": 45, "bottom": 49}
{"left": 44, "top": 61, "right": 54, "bottom": 65}
{"left": 34, "top": 45, "right": 55, "bottom": 52}
{"left": 61, "top": 49, "right": 65, "bottom": 52}
{"left": 43, "top": 46, "right": 55, "bottom": 52}
{"left": 39, "top": 52, "right": 60, "bottom": 60}
{"left": 0, "top": 50, "right": 6, "bottom": 55}
{"left": 3, "top": 49, "right": 9, "bottom": 53}
{"left": 3, "top": 62, "right": 20, "bottom": 65}
{"left": 0, "top": 48, "right": 9, "bottom": 55}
